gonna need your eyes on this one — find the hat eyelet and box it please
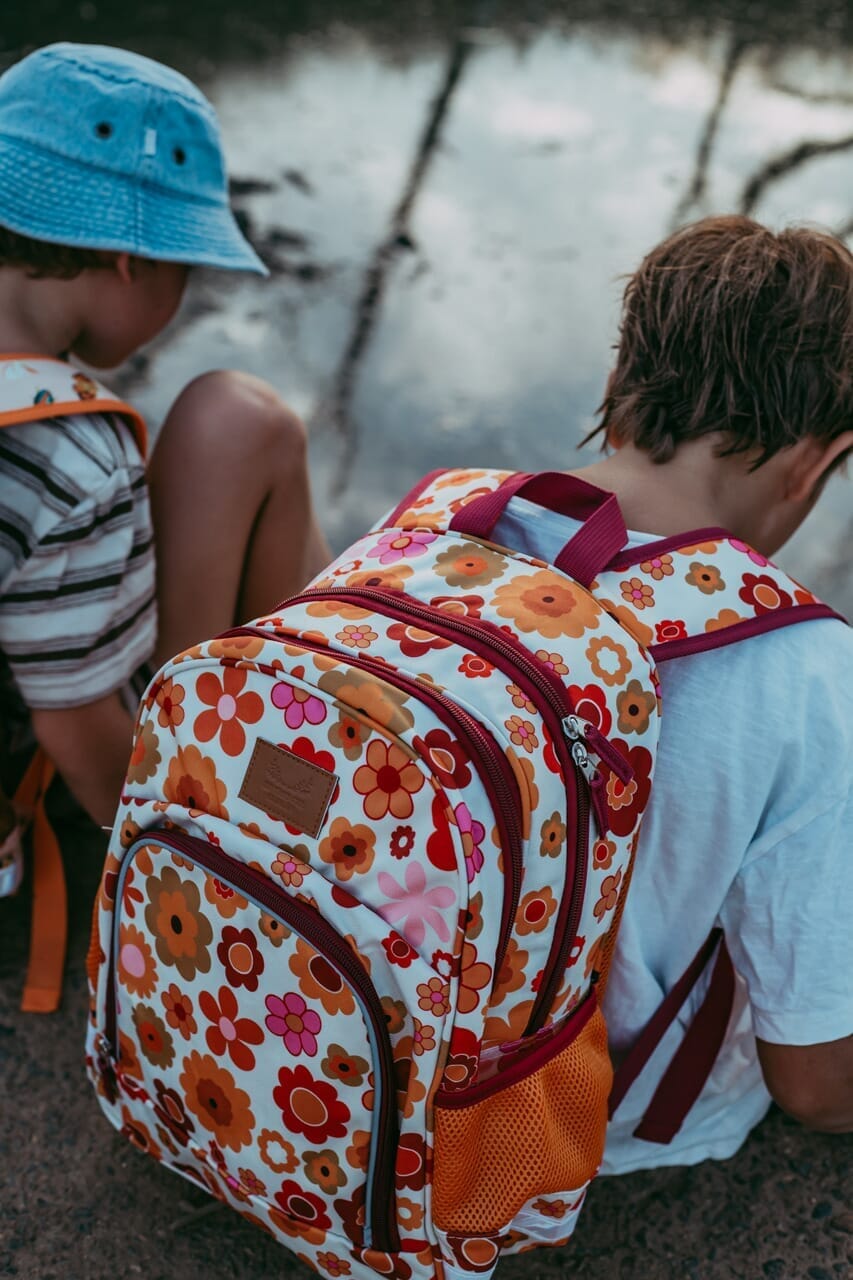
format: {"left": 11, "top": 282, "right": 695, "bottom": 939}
{"left": 95, "top": 121, "right": 113, "bottom": 139}
{"left": 173, "top": 146, "right": 186, "bottom": 165}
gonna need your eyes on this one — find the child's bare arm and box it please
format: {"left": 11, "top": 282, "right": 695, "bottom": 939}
{"left": 30, "top": 693, "right": 135, "bottom": 828}
{"left": 757, "top": 1035, "right": 853, "bottom": 1133}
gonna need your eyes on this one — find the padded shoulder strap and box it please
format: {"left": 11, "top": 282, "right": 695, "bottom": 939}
{"left": 0, "top": 354, "right": 148, "bottom": 459}
{"left": 593, "top": 528, "right": 844, "bottom": 660}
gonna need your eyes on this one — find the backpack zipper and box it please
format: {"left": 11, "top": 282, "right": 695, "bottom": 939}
{"left": 222, "top": 627, "right": 523, "bottom": 977}
{"left": 106, "top": 830, "right": 401, "bottom": 1253}
{"left": 267, "top": 587, "right": 633, "bottom": 1035}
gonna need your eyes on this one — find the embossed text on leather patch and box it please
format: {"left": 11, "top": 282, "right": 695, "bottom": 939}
{"left": 239, "top": 738, "right": 338, "bottom": 838}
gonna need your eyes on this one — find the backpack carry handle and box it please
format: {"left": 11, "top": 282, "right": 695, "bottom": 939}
{"left": 448, "top": 471, "right": 628, "bottom": 587}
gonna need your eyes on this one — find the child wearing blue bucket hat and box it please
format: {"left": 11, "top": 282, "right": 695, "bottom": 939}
{"left": 0, "top": 43, "right": 329, "bottom": 1010}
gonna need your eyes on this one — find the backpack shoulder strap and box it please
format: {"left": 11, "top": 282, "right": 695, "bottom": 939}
{"left": 592, "top": 527, "right": 845, "bottom": 659}
{"left": 0, "top": 355, "right": 148, "bottom": 459}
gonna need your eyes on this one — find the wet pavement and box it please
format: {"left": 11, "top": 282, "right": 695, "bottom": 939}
{"left": 2, "top": 3, "right": 853, "bottom": 1278}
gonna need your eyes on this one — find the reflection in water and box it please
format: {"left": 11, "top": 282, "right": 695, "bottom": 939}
{"left": 38, "top": 15, "right": 851, "bottom": 613}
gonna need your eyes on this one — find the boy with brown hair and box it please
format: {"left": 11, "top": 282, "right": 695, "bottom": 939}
{"left": 0, "top": 44, "right": 328, "bottom": 998}
{"left": 491, "top": 214, "right": 853, "bottom": 1163}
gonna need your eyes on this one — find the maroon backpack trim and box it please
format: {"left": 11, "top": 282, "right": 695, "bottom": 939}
{"left": 650, "top": 601, "right": 845, "bottom": 662}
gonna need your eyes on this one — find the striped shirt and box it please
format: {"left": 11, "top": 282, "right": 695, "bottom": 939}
{"left": 0, "top": 410, "right": 156, "bottom": 753}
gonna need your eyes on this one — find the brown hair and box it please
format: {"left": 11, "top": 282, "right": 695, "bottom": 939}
{"left": 588, "top": 215, "right": 853, "bottom": 467}
{"left": 0, "top": 225, "right": 105, "bottom": 278}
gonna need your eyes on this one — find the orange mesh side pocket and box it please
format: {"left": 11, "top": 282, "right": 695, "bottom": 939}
{"left": 432, "top": 994, "right": 611, "bottom": 1235}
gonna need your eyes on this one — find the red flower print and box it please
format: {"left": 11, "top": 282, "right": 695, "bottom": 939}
{"left": 154, "top": 677, "right": 186, "bottom": 731}
{"left": 153, "top": 1079, "right": 195, "bottom": 1146}
{"left": 387, "top": 620, "right": 452, "bottom": 658}
{"left": 200, "top": 986, "right": 263, "bottom": 1070}
{"left": 414, "top": 728, "right": 472, "bottom": 790}
{"left": 430, "top": 593, "right": 485, "bottom": 618}
{"left": 274, "top": 1179, "right": 332, "bottom": 1231}
{"left": 353, "top": 739, "right": 425, "bottom": 820}
{"left": 568, "top": 683, "right": 612, "bottom": 736}
{"left": 396, "top": 1133, "right": 429, "bottom": 1192}
{"left": 161, "top": 983, "right": 196, "bottom": 1039}
{"left": 217, "top": 926, "right": 265, "bottom": 991}
{"left": 426, "top": 795, "right": 456, "bottom": 872}
{"left": 382, "top": 934, "right": 419, "bottom": 968}
{"left": 605, "top": 740, "right": 653, "bottom": 837}
{"left": 273, "top": 1064, "right": 350, "bottom": 1144}
{"left": 459, "top": 653, "right": 493, "bottom": 678}
{"left": 390, "top": 824, "right": 416, "bottom": 859}
{"left": 443, "top": 1025, "right": 481, "bottom": 1090}
{"left": 194, "top": 667, "right": 263, "bottom": 757}
{"left": 654, "top": 619, "right": 687, "bottom": 643}
{"left": 738, "top": 572, "right": 793, "bottom": 616}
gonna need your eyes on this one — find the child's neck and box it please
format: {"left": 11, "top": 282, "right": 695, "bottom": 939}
{"left": 572, "top": 438, "right": 784, "bottom": 549}
{"left": 0, "top": 268, "right": 83, "bottom": 358}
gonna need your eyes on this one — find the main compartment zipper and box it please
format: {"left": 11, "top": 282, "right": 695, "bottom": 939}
{"left": 106, "top": 830, "right": 401, "bottom": 1253}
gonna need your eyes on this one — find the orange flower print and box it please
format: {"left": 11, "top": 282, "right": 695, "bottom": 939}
{"left": 593, "top": 870, "right": 622, "bottom": 921}
{"left": 259, "top": 911, "right": 290, "bottom": 947}
{"left": 586, "top": 636, "right": 631, "bottom": 688}
{"left": 290, "top": 935, "right": 355, "bottom": 1016}
{"left": 163, "top": 744, "right": 229, "bottom": 819}
{"left": 619, "top": 577, "right": 655, "bottom": 610}
{"left": 458, "top": 942, "right": 492, "bottom": 1014}
{"left": 616, "top": 679, "right": 657, "bottom": 735}
{"left": 535, "top": 649, "right": 569, "bottom": 676}
{"left": 493, "top": 570, "right": 600, "bottom": 639}
{"left": 685, "top": 562, "right": 725, "bottom": 595}
{"left": 483, "top": 999, "right": 536, "bottom": 1047}
{"left": 412, "top": 1017, "right": 436, "bottom": 1056}
{"left": 161, "top": 983, "right": 197, "bottom": 1039}
{"left": 206, "top": 634, "right": 265, "bottom": 661}
{"left": 180, "top": 1051, "right": 255, "bottom": 1151}
{"left": 434, "top": 541, "right": 508, "bottom": 588}
{"left": 201, "top": 985, "right": 264, "bottom": 1070}
{"left": 271, "top": 846, "right": 312, "bottom": 889}
{"left": 507, "top": 683, "right": 536, "bottom": 713}
{"left": 154, "top": 677, "right": 185, "bottom": 731}
{"left": 336, "top": 623, "right": 378, "bottom": 649}
{"left": 319, "top": 816, "right": 376, "bottom": 880}
{"left": 327, "top": 709, "right": 370, "bottom": 761}
{"left": 705, "top": 607, "right": 747, "bottom": 632}
{"left": 258, "top": 1128, "right": 299, "bottom": 1174}
{"left": 492, "top": 938, "right": 528, "bottom": 998}
{"left": 321, "top": 1043, "right": 369, "bottom": 1088}
{"left": 204, "top": 875, "right": 248, "bottom": 918}
{"left": 516, "top": 886, "right": 557, "bottom": 935}
{"left": 505, "top": 715, "right": 539, "bottom": 753}
{"left": 194, "top": 667, "right": 263, "bottom": 757}
{"left": 592, "top": 836, "right": 616, "bottom": 871}
{"left": 132, "top": 1003, "right": 175, "bottom": 1070}
{"left": 598, "top": 600, "right": 654, "bottom": 648}
{"left": 354, "top": 739, "right": 424, "bottom": 821}
{"left": 639, "top": 553, "right": 674, "bottom": 581}
{"left": 417, "top": 976, "right": 451, "bottom": 1018}
{"left": 344, "top": 564, "right": 413, "bottom": 592}
{"left": 539, "top": 812, "right": 566, "bottom": 858}
{"left": 508, "top": 752, "right": 539, "bottom": 839}
{"left": 144, "top": 865, "right": 213, "bottom": 981}
{"left": 317, "top": 1252, "right": 352, "bottom": 1277}
{"left": 126, "top": 720, "right": 161, "bottom": 785}
{"left": 117, "top": 922, "right": 157, "bottom": 997}
{"left": 319, "top": 667, "right": 414, "bottom": 737}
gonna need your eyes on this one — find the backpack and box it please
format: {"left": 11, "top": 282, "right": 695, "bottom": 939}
{"left": 85, "top": 468, "right": 837, "bottom": 1278}
{"left": 0, "top": 355, "right": 147, "bottom": 1011}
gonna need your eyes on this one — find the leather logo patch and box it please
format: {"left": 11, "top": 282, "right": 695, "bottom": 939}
{"left": 239, "top": 738, "right": 338, "bottom": 838}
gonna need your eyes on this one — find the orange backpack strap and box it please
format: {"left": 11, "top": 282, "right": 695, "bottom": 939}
{"left": 0, "top": 354, "right": 148, "bottom": 458}
{"left": 0, "top": 356, "right": 146, "bottom": 1012}
{"left": 13, "top": 750, "right": 66, "bottom": 1012}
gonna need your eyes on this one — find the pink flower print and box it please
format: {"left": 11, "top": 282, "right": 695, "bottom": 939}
{"left": 368, "top": 529, "right": 437, "bottom": 565}
{"left": 272, "top": 681, "right": 327, "bottom": 730}
{"left": 729, "top": 538, "right": 769, "bottom": 567}
{"left": 265, "top": 992, "right": 322, "bottom": 1056}
{"left": 376, "top": 861, "right": 455, "bottom": 949}
{"left": 454, "top": 802, "right": 485, "bottom": 883}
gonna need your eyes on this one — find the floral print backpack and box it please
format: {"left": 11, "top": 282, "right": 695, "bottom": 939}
{"left": 86, "top": 468, "right": 838, "bottom": 1280}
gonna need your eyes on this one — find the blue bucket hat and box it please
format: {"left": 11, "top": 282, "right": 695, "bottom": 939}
{"left": 0, "top": 43, "right": 268, "bottom": 274}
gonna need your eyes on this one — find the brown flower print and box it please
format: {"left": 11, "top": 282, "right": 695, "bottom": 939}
{"left": 616, "top": 678, "right": 657, "bottom": 735}
{"left": 144, "top": 865, "right": 212, "bottom": 981}
{"left": 435, "top": 541, "right": 508, "bottom": 588}
{"left": 539, "top": 812, "right": 566, "bottom": 858}
{"left": 685, "top": 562, "right": 725, "bottom": 594}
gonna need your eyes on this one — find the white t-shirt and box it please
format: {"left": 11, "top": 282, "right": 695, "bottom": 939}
{"left": 494, "top": 496, "right": 853, "bottom": 1175}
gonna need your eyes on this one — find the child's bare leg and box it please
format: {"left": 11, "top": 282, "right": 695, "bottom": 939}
{"left": 147, "top": 370, "right": 331, "bottom": 666}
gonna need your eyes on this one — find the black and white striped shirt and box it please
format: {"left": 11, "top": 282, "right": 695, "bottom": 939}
{"left": 0, "top": 411, "right": 156, "bottom": 741}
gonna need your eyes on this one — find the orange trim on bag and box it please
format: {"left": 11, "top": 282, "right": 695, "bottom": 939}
{"left": 0, "top": 398, "right": 148, "bottom": 459}
{"left": 14, "top": 751, "right": 67, "bottom": 1013}
{"left": 432, "top": 997, "right": 612, "bottom": 1235}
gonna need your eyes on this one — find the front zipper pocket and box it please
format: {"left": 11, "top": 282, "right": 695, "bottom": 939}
{"left": 104, "top": 830, "right": 404, "bottom": 1251}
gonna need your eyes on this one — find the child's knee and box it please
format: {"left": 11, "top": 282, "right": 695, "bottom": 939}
{"left": 168, "top": 371, "right": 307, "bottom": 464}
